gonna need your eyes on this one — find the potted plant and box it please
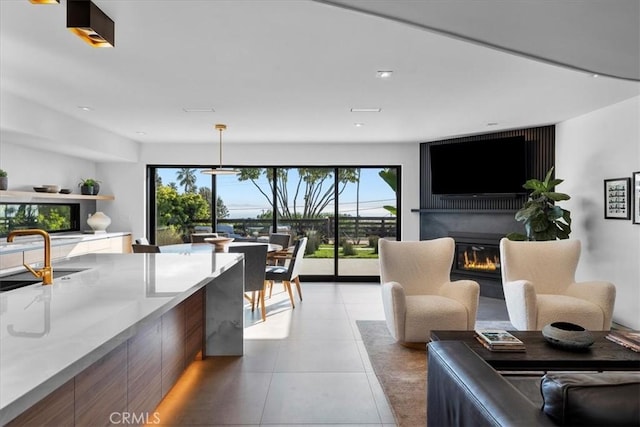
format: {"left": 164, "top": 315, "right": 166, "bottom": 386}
{"left": 506, "top": 167, "right": 572, "bottom": 241}
{"left": 0, "top": 169, "right": 7, "bottom": 191}
{"left": 78, "top": 178, "right": 101, "bottom": 195}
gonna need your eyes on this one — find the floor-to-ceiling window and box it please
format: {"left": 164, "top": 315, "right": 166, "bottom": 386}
{"left": 148, "top": 165, "right": 399, "bottom": 280}
{"left": 337, "top": 167, "right": 397, "bottom": 277}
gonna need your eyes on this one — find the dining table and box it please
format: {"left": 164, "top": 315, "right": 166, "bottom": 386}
{"left": 160, "top": 241, "right": 283, "bottom": 254}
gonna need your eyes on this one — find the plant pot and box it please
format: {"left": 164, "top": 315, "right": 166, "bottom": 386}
{"left": 0, "top": 177, "right": 7, "bottom": 191}
{"left": 80, "top": 184, "right": 94, "bottom": 195}
{"left": 92, "top": 182, "right": 100, "bottom": 195}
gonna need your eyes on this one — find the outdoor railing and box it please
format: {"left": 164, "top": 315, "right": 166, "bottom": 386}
{"left": 194, "top": 216, "right": 397, "bottom": 241}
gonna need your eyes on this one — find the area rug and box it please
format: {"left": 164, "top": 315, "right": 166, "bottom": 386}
{"left": 357, "top": 319, "right": 515, "bottom": 426}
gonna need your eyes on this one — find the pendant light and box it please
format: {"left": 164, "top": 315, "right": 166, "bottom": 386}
{"left": 201, "top": 124, "right": 239, "bottom": 175}
{"left": 67, "top": 0, "right": 115, "bottom": 48}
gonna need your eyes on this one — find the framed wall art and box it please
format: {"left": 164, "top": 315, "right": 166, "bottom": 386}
{"left": 633, "top": 172, "right": 640, "bottom": 224}
{"left": 604, "top": 177, "right": 631, "bottom": 220}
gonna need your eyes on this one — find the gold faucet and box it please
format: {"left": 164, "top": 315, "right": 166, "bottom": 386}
{"left": 7, "top": 229, "right": 53, "bottom": 285}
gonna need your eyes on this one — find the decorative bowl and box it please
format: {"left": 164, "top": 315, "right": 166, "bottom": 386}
{"left": 42, "top": 184, "right": 61, "bottom": 193}
{"left": 33, "top": 186, "right": 48, "bottom": 193}
{"left": 204, "top": 237, "right": 234, "bottom": 252}
{"left": 59, "top": 189, "right": 72, "bottom": 194}
{"left": 542, "top": 322, "right": 594, "bottom": 351}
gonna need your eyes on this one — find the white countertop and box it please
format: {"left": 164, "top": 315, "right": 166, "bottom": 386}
{"left": 0, "top": 251, "right": 242, "bottom": 423}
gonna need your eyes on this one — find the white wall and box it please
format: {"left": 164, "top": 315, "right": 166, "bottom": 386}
{"left": 97, "top": 141, "right": 422, "bottom": 243}
{"left": 0, "top": 141, "right": 98, "bottom": 193}
{"left": 556, "top": 96, "right": 640, "bottom": 329}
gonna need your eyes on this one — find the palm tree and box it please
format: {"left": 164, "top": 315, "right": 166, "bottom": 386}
{"left": 176, "top": 168, "right": 198, "bottom": 193}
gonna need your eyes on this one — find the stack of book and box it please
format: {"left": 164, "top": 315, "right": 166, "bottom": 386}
{"left": 475, "top": 329, "right": 526, "bottom": 352}
{"left": 606, "top": 330, "right": 640, "bottom": 352}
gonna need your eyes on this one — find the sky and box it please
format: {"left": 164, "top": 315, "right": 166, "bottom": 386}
{"left": 157, "top": 167, "right": 396, "bottom": 218}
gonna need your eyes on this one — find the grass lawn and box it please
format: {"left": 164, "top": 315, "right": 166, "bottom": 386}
{"left": 306, "top": 244, "right": 378, "bottom": 259}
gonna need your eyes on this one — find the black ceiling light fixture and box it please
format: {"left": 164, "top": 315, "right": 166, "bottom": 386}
{"left": 67, "top": 0, "right": 114, "bottom": 48}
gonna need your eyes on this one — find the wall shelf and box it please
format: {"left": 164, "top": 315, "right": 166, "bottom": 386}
{"left": 0, "top": 190, "right": 114, "bottom": 201}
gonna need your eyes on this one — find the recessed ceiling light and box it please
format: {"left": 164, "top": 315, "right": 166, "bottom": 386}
{"left": 136, "top": 131, "right": 147, "bottom": 135}
{"left": 354, "top": 123, "right": 364, "bottom": 127}
{"left": 78, "top": 106, "right": 93, "bottom": 111}
{"left": 351, "top": 108, "right": 382, "bottom": 113}
{"left": 183, "top": 108, "right": 216, "bottom": 113}
{"left": 376, "top": 70, "right": 393, "bottom": 79}
{"left": 591, "top": 73, "right": 599, "bottom": 78}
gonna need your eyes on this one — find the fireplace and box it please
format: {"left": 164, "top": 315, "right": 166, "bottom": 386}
{"left": 449, "top": 232, "right": 504, "bottom": 298}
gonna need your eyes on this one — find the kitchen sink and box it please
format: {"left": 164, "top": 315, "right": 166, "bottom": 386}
{"left": 0, "top": 268, "right": 87, "bottom": 292}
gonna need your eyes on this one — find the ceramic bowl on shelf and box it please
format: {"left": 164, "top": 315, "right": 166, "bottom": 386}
{"left": 33, "top": 186, "right": 48, "bottom": 193}
{"left": 59, "top": 189, "right": 72, "bottom": 194}
{"left": 42, "top": 185, "right": 61, "bottom": 193}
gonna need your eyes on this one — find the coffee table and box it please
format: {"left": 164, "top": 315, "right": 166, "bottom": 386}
{"left": 430, "top": 330, "right": 640, "bottom": 372}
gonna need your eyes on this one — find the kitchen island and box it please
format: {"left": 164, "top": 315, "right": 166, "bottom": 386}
{"left": 0, "top": 251, "right": 243, "bottom": 425}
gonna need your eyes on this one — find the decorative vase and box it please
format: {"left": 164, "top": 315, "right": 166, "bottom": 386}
{"left": 87, "top": 211, "right": 111, "bottom": 233}
{"left": 0, "top": 177, "right": 7, "bottom": 191}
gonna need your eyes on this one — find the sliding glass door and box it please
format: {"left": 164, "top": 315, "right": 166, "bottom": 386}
{"left": 337, "top": 168, "right": 397, "bottom": 277}
{"left": 148, "top": 165, "right": 399, "bottom": 280}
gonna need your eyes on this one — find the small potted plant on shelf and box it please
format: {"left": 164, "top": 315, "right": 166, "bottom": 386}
{"left": 78, "top": 178, "right": 101, "bottom": 195}
{"left": 0, "top": 169, "right": 7, "bottom": 191}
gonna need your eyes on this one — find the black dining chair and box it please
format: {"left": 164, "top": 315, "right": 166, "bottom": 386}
{"left": 229, "top": 243, "right": 269, "bottom": 321}
{"left": 267, "top": 233, "right": 292, "bottom": 266}
{"left": 265, "top": 237, "right": 307, "bottom": 308}
{"left": 131, "top": 243, "right": 161, "bottom": 253}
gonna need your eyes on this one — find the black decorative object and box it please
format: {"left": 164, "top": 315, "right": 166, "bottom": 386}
{"left": 67, "top": 0, "right": 115, "bottom": 48}
{"left": 542, "top": 322, "right": 594, "bottom": 351}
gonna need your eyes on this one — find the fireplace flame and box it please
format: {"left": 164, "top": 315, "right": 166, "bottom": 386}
{"left": 462, "top": 250, "right": 500, "bottom": 271}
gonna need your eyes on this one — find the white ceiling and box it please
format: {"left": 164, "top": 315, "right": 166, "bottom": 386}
{"left": 1, "top": 0, "right": 638, "bottom": 151}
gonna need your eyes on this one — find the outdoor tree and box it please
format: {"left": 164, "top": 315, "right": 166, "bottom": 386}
{"left": 216, "top": 196, "right": 229, "bottom": 219}
{"left": 198, "top": 186, "right": 212, "bottom": 204}
{"left": 156, "top": 185, "right": 210, "bottom": 239}
{"left": 176, "top": 168, "right": 198, "bottom": 193}
{"left": 198, "top": 186, "right": 229, "bottom": 219}
{"left": 237, "top": 168, "right": 359, "bottom": 219}
{"left": 378, "top": 168, "right": 397, "bottom": 216}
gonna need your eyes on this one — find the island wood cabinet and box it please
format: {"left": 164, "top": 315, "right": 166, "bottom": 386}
{"left": 6, "top": 288, "right": 204, "bottom": 427}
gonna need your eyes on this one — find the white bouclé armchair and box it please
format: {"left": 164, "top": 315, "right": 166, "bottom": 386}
{"left": 499, "top": 238, "right": 616, "bottom": 331}
{"left": 378, "top": 238, "right": 480, "bottom": 345}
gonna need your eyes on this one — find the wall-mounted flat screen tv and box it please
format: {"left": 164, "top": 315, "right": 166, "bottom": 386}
{"left": 429, "top": 136, "right": 528, "bottom": 196}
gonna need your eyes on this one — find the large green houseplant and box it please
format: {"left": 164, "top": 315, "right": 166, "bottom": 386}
{"left": 506, "top": 167, "right": 572, "bottom": 241}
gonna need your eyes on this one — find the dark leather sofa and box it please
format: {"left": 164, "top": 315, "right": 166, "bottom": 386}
{"left": 427, "top": 341, "right": 640, "bottom": 426}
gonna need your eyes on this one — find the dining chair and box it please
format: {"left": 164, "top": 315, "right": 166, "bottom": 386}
{"left": 131, "top": 243, "right": 161, "bottom": 253}
{"left": 267, "top": 233, "right": 292, "bottom": 266}
{"left": 229, "top": 244, "right": 269, "bottom": 321}
{"left": 265, "top": 237, "right": 307, "bottom": 308}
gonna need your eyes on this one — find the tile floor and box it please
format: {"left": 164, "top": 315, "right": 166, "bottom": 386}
{"left": 153, "top": 282, "right": 509, "bottom": 426}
